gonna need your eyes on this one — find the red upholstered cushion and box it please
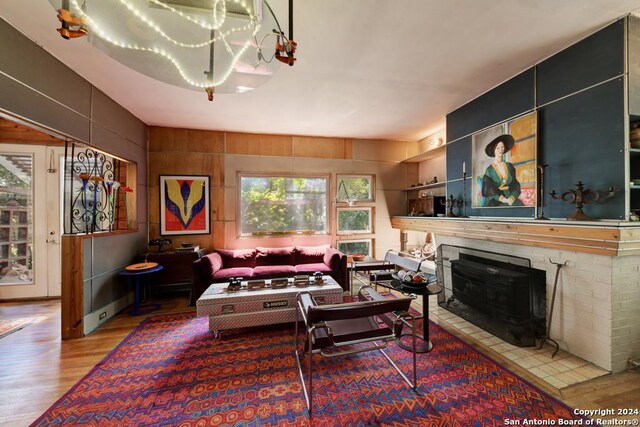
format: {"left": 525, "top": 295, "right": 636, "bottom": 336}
{"left": 215, "top": 249, "right": 256, "bottom": 268}
{"left": 213, "top": 267, "right": 254, "bottom": 280}
{"left": 295, "top": 245, "right": 330, "bottom": 265}
{"left": 201, "top": 253, "right": 223, "bottom": 278}
{"left": 253, "top": 265, "right": 297, "bottom": 277}
{"left": 255, "top": 247, "right": 295, "bottom": 266}
{"left": 323, "top": 247, "right": 342, "bottom": 270}
{"left": 294, "top": 263, "right": 332, "bottom": 274}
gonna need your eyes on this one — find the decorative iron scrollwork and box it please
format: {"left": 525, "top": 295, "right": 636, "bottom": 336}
{"left": 64, "top": 142, "right": 122, "bottom": 234}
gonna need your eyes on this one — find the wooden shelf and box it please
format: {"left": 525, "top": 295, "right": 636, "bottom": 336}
{"left": 406, "top": 182, "right": 446, "bottom": 191}
{"left": 404, "top": 145, "right": 446, "bottom": 163}
{"left": 391, "top": 216, "right": 640, "bottom": 256}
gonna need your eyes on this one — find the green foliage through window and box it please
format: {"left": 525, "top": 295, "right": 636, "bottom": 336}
{"left": 337, "top": 239, "right": 371, "bottom": 256}
{"left": 337, "top": 175, "right": 372, "bottom": 201}
{"left": 337, "top": 208, "right": 371, "bottom": 234}
{"left": 240, "top": 175, "right": 328, "bottom": 235}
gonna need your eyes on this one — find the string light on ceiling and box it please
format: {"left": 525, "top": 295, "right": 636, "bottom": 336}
{"left": 50, "top": 0, "right": 296, "bottom": 100}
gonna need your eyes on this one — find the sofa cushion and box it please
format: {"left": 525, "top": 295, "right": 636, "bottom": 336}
{"left": 253, "top": 265, "right": 297, "bottom": 277}
{"left": 294, "top": 263, "right": 332, "bottom": 274}
{"left": 295, "top": 245, "right": 330, "bottom": 265}
{"left": 201, "top": 253, "right": 223, "bottom": 279}
{"left": 213, "top": 267, "right": 254, "bottom": 281}
{"left": 216, "top": 249, "right": 256, "bottom": 268}
{"left": 255, "top": 246, "right": 295, "bottom": 266}
{"left": 323, "top": 247, "right": 342, "bottom": 270}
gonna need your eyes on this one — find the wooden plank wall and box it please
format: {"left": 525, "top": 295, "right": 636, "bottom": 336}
{"left": 60, "top": 235, "right": 84, "bottom": 339}
{"left": 148, "top": 127, "right": 355, "bottom": 250}
{"left": 0, "top": 118, "right": 64, "bottom": 145}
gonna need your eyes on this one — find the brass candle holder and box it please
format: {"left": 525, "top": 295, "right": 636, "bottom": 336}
{"left": 535, "top": 164, "right": 549, "bottom": 220}
{"left": 549, "top": 181, "right": 615, "bottom": 220}
{"left": 441, "top": 194, "right": 462, "bottom": 217}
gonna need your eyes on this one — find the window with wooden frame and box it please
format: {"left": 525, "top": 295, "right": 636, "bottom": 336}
{"left": 336, "top": 239, "right": 373, "bottom": 257}
{"left": 238, "top": 174, "right": 329, "bottom": 236}
{"left": 336, "top": 175, "right": 374, "bottom": 204}
{"left": 337, "top": 207, "right": 372, "bottom": 235}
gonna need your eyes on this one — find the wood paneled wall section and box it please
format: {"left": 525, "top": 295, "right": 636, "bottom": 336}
{"left": 61, "top": 235, "right": 84, "bottom": 339}
{"left": 148, "top": 127, "right": 355, "bottom": 249}
{"left": 391, "top": 217, "right": 640, "bottom": 256}
{"left": 0, "top": 118, "right": 64, "bottom": 145}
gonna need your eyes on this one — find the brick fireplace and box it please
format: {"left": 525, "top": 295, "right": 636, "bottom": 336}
{"left": 394, "top": 218, "right": 640, "bottom": 373}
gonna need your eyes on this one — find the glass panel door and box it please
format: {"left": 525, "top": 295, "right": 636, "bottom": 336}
{"left": 0, "top": 152, "right": 33, "bottom": 284}
{"left": 0, "top": 144, "right": 53, "bottom": 299}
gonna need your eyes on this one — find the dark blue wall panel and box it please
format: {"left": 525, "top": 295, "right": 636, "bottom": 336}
{"left": 537, "top": 19, "right": 624, "bottom": 106}
{"left": 445, "top": 20, "right": 626, "bottom": 221}
{"left": 539, "top": 78, "right": 625, "bottom": 220}
{"left": 447, "top": 68, "right": 535, "bottom": 142}
{"left": 446, "top": 138, "right": 470, "bottom": 181}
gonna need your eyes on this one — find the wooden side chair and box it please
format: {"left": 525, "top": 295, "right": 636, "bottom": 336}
{"left": 294, "top": 286, "right": 418, "bottom": 417}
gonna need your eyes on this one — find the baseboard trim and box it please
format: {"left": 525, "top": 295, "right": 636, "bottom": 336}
{"left": 84, "top": 292, "right": 134, "bottom": 335}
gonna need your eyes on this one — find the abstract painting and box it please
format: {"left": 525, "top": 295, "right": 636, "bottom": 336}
{"left": 160, "top": 175, "right": 210, "bottom": 235}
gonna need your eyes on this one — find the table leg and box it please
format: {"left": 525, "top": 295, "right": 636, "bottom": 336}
{"left": 395, "top": 294, "right": 434, "bottom": 353}
{"left": 134, "top": 277, "right": 141, "bottom": 311}
{"left": 129, "top": 275, "right": 161, "bottom": 316}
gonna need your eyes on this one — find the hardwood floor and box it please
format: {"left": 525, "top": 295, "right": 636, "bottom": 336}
{"left": 0, "top": 295, "right": 194, "bottom": 427}
{"left": 0, "top": 296, "right": 638, "bottom": 426}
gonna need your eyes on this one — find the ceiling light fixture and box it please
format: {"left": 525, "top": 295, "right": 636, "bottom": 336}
{"left": 50, "top": 0, "right": 296, "bottom": 100}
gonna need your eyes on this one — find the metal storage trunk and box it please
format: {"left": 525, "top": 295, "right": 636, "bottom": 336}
{"left": 196, "top": 276, "right": 343, "bottom": 334}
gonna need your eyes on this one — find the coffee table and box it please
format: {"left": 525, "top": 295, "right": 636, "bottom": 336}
{"left": 196, "top": 275, "right": 343, "bottom": 337}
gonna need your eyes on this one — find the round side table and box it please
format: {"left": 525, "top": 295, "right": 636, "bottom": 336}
{"left": 120, "top": 264, "right": 164, "bottom": 315}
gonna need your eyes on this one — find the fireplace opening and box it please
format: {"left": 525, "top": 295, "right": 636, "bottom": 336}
{"left": 436, "top": 245, "right": 546, "bottom": 347}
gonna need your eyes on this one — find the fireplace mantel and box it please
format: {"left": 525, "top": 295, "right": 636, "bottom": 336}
{"left": 391, "top": 216, "right": 640, "bottom": 256}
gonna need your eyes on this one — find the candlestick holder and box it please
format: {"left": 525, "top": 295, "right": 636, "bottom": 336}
{"left": 549, "top": 181, "right": 615, "bottom": 221}
{"left": 441, "top": 194, "right": 462, "bottom": 217}
{"left": 535, "top": 164, "right": 549, "bottom": 220}
{"left": 460, "top": 172, "right": 469, "bottom": 218}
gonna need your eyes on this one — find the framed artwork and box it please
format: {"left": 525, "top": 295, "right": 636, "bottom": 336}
{"left": 471, "top": 112, "right": 537, "bottom": 208}
{"left": 160, "top": 175, "right": 210, "bottom": 235}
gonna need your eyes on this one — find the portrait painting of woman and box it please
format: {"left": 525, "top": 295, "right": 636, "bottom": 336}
{"left": 471, "top": 112, "right": 537, "bottom": 208}
{"left": 481, "top": 134, "right": 523, "bottom": 206}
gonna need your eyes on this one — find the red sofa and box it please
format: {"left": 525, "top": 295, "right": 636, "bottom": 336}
{"left": 191, "top": 245, "right": 348, "bottom": 304}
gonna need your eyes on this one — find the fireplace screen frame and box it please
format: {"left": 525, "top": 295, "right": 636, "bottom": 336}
{"left": 436, "top": 244, "right": 546, "bottom": 347}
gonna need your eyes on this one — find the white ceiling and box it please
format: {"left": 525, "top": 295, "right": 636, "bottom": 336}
{"left": 3, "top": 1, "right": 640, "bottom": 141}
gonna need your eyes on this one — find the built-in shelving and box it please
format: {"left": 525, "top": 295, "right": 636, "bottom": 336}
{"left": 404, "top": 145, "right": 446, "bottom": 163}
{"left": 406, "top": 182, "right": 446, "bottom": 191}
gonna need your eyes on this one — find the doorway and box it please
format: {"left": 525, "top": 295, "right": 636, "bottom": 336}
{"left": 0, "top": 144, "right": 62, "bottom": 299}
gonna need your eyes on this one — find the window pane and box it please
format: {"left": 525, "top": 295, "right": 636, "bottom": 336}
{"left": 337, "top": 208, "right": 372, "bottom": 234}
{"left": 337, "top": 175, "right": 372, "bottom": 202}
{"left": 0, "top": 153, "right": 33, "bottom": 285}
{"left": 337, "top": 239, "right": 372, "bottom": 256}
{"left": 240, "top": 175, "right": 328, "bottom": 235}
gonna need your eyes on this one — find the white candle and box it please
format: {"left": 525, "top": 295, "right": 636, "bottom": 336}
{"left": 462, "top": 161, "right": 466, "bottom": 174}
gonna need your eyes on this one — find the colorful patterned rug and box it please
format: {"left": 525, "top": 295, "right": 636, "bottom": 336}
{"left": 0, "top": 316, "right": 43, "bottom": 340}
{"left": 31, "top": 312, "right": 590, "bottom": 427}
